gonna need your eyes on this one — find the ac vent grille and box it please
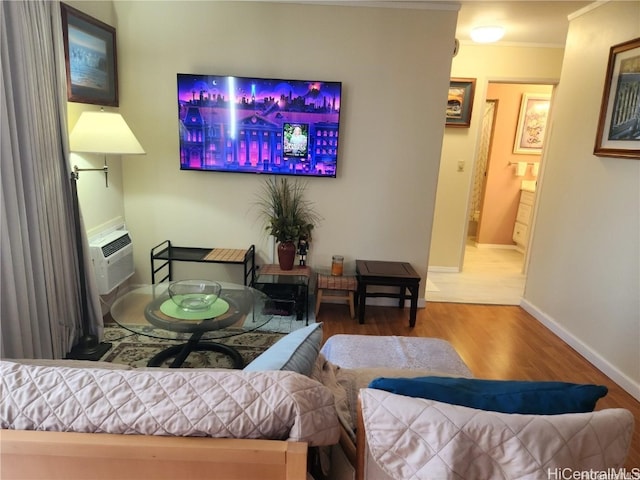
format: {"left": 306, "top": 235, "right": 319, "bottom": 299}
{"left": 102, "top": 234, "right": 132, "bottom": 257}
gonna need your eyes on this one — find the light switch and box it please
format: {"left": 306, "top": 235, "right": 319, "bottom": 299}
{"left": 457, "top": 160, "right": 465, "bottom": 172}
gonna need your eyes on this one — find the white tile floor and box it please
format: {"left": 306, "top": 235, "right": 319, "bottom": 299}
{"left": 426, "top": 241, "right": 525, "bottom": 305}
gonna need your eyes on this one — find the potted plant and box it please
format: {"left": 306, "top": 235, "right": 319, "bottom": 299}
{"left": 256, "top": 177, "right": 321, "bottom": 270}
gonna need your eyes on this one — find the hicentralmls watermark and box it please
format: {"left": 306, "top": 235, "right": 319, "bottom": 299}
{"left": 548, "top": 468, "right": 640, "bottom": 480}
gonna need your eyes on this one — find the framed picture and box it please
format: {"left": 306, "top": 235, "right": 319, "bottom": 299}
{"left": 513, "top": 93, "right": 551, "bottom": 155}
{"left": 594, "top": 37, "right": 640, "bottom": 159}
{"left": 446, "top": 78, "right": 476, "bottom": 128}
{"left": 61, "top": 3, "right": 118, "bottom": 106}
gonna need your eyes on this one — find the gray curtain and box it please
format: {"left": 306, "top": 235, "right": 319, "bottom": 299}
{"left": 1, "top": 0, "right": 102, "bottom": 358}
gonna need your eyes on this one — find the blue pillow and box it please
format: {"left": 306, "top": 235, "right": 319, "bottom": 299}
{"left": 243, "top": 323, "right": 322, "bottom": 376}
{"left": 368, "top": 376, "right": 608, "bottom": 415}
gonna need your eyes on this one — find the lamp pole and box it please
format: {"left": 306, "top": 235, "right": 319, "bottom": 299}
{"left": 66, "top": 169, "right": 112, "bottom": 360}
{"left": 66, "top": 110, "right": 145, "bottom": 359}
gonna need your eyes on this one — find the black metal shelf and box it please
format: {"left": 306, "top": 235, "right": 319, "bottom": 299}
{"left": 150, "top": 240, "right": 255, "bottom": 286}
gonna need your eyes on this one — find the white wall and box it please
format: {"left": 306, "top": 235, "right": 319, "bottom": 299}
{"left": 99, "top": 1, "right": 458, "bottom": 292}
{"left": 523, "top": 1, "right": 640, "bottom": 397}
{"left": 65, "top": 1, "right": 126, "bottom": 238}
{"left": 431, "top": 44, "right": 564, "bottom": 268}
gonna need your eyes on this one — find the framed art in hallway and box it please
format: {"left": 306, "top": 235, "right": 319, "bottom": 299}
{"left": 61, "top": 3, "right": 118, "bottom": 107}
{"left": 446, "top": 78, "right": 476, "bottom": 128}
{"left": 513, "top": 93, "right": 551, "bottom": 155}
{"left": 594, "top": 37, "right": 640, "bottom": 159}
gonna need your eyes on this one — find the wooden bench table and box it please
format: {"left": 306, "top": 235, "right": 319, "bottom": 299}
{"left": 355, "top": 260, "right": 421, "bottom": 327}
{"left": 315, "top": 272, "right": 358, "bottom": 318}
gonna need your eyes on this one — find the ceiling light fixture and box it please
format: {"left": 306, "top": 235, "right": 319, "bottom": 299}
{"left": 470, "top": 25, "right": 505, "bottom": 44}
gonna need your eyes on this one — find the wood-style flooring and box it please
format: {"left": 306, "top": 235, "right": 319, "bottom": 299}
{"left": 317, "top": 301, "right": 640, "bottom": 469}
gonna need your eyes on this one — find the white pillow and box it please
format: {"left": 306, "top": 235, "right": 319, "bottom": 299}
{"left": 243, "top": 323, "right": 322, "bottom": 376}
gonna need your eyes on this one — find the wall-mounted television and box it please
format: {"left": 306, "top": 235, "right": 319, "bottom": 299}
{"left": 177, "top": 73, "right": 342, "bottom": 178}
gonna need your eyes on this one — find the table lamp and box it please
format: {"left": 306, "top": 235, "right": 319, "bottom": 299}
{"left": 66, "top": 110, "right": 145, "bottom": 360}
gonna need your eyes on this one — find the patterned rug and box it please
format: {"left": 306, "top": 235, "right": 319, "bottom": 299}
{"left": 100, "top": 324, "right": 285, "bottom": 369}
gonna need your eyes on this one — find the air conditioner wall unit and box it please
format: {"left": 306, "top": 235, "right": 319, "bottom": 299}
{"left": 89, "top": 229, "right": 134, "bottom": 295}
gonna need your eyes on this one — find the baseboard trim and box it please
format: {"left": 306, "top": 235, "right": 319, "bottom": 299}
{"left": 520, "top": 298, "right": 640, "bottom": 402}
{"left": 475, "top": 243, "right": 519, "bottom": 250}
{"left": 428, "top": 266, "right": 459, "bottom": 273}
{"left": 365, "top": 297, "right": 426, "bottom": 308}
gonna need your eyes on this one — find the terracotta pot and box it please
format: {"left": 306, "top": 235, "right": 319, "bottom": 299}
{"left": 277, "top": 241, "right": 296, "bottom": 270}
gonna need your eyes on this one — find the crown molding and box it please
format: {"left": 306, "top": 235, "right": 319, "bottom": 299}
{"left": 240, "top": 0, "right": 461, "bottom": 11}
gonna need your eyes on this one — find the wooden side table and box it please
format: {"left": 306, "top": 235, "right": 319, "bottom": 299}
{"left": 315, "top": 272, "right": 357, "bottom": 318}
{"left": 355, "top": 260, "right": 421, "bottom": 327}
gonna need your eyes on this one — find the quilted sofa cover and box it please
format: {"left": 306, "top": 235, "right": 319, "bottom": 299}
{"left": 0, "top": 361, "right": 340, "bottom": 446}
{"left": 359, "top": 388, "right": 634, "bottom": 480}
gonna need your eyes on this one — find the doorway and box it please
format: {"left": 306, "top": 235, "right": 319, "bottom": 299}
{"left": 426, "top": 82, "right": 554, "bottom": 305}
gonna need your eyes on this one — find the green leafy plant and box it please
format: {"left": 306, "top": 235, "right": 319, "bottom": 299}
{"left": 256, "top": 177, "right": 321, "bottom": 243}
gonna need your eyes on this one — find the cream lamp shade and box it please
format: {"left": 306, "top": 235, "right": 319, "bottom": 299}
{"left": 70, "top": 111, "right": 145, "bottom": 155}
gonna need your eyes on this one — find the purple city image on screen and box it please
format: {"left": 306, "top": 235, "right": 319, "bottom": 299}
{"left": 177, "top": 74, "right": 342, "bottom": 178}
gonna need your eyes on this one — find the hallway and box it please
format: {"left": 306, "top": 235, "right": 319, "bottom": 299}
{"left": 426, "top": 242, "right": 525, "bottom": 305}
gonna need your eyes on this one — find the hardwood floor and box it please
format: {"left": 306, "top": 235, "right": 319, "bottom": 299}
{"left": 317, "top": 301, "right": 640, "bottom": 469}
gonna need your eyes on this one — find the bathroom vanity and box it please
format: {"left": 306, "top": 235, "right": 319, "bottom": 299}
{"left": 512, "top": 182, "right": 536, "bottom": 253}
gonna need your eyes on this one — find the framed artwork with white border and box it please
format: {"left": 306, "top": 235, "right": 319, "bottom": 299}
{"left": 513, "top": 93, "right": 551, "bottom": 155}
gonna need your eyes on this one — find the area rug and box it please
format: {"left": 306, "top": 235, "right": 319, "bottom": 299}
{"left": 255, "top": 315, "right": 313, "bottom": 334}
{"left": 100, "top": 324, "right": 285, "bottom": 368}
{"left": 255, "top": 296, "right": 317, "bottom": 333}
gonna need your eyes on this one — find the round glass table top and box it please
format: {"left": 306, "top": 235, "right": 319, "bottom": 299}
{"left": 109, "top": 282, "right": 273, "bottom": 341}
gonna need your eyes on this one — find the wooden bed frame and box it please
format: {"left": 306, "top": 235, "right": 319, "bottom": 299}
{"left": 0, "top": 429, "right": 307, "bottom": 480}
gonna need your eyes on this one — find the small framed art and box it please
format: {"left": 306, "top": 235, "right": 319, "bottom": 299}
{"left": 446, "top": 78, "right": 476, "bottom": 128}
{"left": 594, "top": 37, "right": 640, "bottom": 159}
{"left": 61, "top": 3, "right": 118, "bottom": 107}
{"left": 513, "top": 93, "right": 551, "bottom": 155}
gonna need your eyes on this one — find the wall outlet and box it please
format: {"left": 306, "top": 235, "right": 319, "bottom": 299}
{"left": 457, "top": 160, "right": 465, "bottom": 172}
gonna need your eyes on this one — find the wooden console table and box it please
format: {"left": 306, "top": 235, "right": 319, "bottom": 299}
{"left": 150, "top": 240, "right": 255, "bottom": 286}
{"left": 355, "top": 259, "right": 420, "bottom": 327}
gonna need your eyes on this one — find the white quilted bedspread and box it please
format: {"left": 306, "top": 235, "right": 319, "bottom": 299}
{"left": 0, "top": 361, "right": 340, "bottom": 446}
{"left": 360, "top": 388, "right": 634, "bottom": 480}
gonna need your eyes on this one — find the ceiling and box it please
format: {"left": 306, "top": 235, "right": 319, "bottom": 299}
{"left": 454, "top": 1, "right": 592, "bottom": 47}
{"left": 286, "top": 1, "right": 593, "bottom": 47}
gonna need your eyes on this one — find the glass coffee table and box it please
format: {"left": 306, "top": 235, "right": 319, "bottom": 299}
{"left": 110, "top": 282, "right": 272, "bottom": 368}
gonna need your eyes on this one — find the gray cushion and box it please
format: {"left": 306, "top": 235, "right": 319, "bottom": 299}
{"left": 243, "top": 323, "right": 322, "bottom": 376}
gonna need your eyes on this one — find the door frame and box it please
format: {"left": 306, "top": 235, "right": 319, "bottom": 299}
{"left": 457, "top": 78, "right": 558, "bottom": 275}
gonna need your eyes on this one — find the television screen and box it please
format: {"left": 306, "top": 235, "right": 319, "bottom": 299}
{"left": 177, "top": 74, "right": 342, "bottom": 178}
